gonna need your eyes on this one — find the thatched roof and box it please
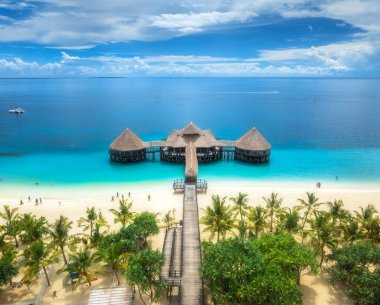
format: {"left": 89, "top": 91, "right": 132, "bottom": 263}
{"left": 235, "top": 128, "right": 271, "bottom": 151}
{"left": 109, "top": 128, "right": 145, "bottom": 151}
{"left": 165, "top": 124, "right": 218, "bottom": 148}
{"left": 180, "top": 122, "right": 201, "bottom": 135}
{"left": 185, "top": 142, "right": 198, "bottom": 178}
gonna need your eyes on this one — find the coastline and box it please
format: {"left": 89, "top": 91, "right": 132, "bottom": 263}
{"left": 0, "top": 178, "right": 374, "bottom": 305}
{"left": 1, "top": 179, "right": 379, "bottom": 223}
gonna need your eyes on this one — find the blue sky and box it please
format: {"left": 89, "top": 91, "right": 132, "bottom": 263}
{"left": 0, "top": 0, "right": 379, "bottom": 77}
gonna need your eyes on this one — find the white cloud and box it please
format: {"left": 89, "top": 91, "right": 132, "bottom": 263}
{"left": 0, "top": 57, "right": 61, "bottom": 76}
{"left": 254, "top": 41, "right": 374, "bottom": 71}
{"left": 150, "top": 10, "right": 257, "bottom": 33}
{"left": 47, "top": 45, "right": 96, "bottom": 50}
{"left": 61, "top": 52, "right": 80, "bottom": 63}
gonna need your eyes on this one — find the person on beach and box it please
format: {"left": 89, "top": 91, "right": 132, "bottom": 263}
{"left": 28, "top": 196, "right": 31, "bottom": 202}
{"left": 116, "top": 192, "right": 119, "bottom": 198}
{"left": 316, "top": 182, "right": 321, "bottom": 188}
{"left": 35, "top": 199, "right": 38, "bottom": 205}
{"left": 148, "top": 194, "right": 151, "bottom": 201}
{"left": 128, "top": 192, "right": 131, "bottom": 198}
{"left": 20, "top": 200, "right": 23, "bottom": 205}
{"left": 111, "top": 196, "right": 114, "bottom": 202}
{"left": 39, "top": 198, "right": 42, "bottom": 204}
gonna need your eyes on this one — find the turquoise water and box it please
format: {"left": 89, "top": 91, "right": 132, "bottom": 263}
{"left": 1, "top": 78, "right": 380, "bottom": 186}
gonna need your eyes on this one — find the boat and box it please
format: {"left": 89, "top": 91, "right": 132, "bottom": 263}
{"left": 8, "top": 107, "right": 25, "bottom": 114}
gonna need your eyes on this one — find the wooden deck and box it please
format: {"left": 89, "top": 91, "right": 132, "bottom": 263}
{"left": 180, "top": 184, "right": 204, "bottom": 305}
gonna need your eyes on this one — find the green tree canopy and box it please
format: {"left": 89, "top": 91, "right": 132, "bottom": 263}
{"left": 329, "top": 241, "right": 380, "bottom": 305}
{"left": 202, "top": 238, "right": 302, "bottom": 305}
{"left": 0, "top": 251, "right": 19, "bottom": 286}
{"left": 253, "top": 233, "right": 318, "bottom": 285}
{"left": 125, "top": 249, "right": 165, "bottom": 305}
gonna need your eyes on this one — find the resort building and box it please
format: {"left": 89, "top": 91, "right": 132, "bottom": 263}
{"left": 109, "top": 122, "right": 271, "bottom": 182}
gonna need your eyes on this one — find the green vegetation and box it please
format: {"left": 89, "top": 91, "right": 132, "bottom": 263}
{"left": 126, "top": 249, "right": 166, "bottom": 305}
{"left": 200, "top": 194, "right": 234, "bottom": 241}
{"left": 329, "top": 241, "right": 380, "bottom": 305}
{"left": 202, "top": 236, "right": 305, "bottom": 305}
{"left": 201, "top": 192, "right": 380, "bottom": 305}
{"left": 0, "top": 197, "right": 162, "bottom": 305}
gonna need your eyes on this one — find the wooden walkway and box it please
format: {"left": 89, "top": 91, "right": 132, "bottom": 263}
{"left": 180, "top": 184, "right": 204, "bottom": 305}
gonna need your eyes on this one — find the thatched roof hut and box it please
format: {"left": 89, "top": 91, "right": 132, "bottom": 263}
{"left": 235, "top": 128, "right": 271, "bottom": 151}
{"left": 109, "top": 128, "right": 145, "bottom": 152}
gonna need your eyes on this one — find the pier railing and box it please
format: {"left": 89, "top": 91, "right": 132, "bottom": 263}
{"left": 173, "top": 179, "right": 207, "bottom": 192}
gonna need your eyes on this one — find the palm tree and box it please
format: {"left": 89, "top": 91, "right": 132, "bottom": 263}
{"left": 23, "top": 240, "right": 59, "bottom": 286}
{"left": 201, "top": 195, "right": 234, "bottom": 242}
{"left": 230, "top": 193, "right": 249, "bottom": 222}
{"left": 109, "top": 199, "right": 134, "bottom": 229}
{"left": 354, "top": 204, "right": 378, "bottom": 226}
{"left": 327, "top": 199, "right": 348, "bottom": 224}
{"left": 342, "top": 217, "right": 361, "bottom": 244}
{"left": 57, "top": 246, "right": 100, "bottom": 288}
{"left": 247, "top": 206, "right": 267, "bottom": 238}
{"left": 263, "top": 192, "right": 283, "bottom": 232}
{"left": 78, "top": 207, "right": 108, "bottom": 240}
{"left": 364, "top": 216, "right": 380, "bottom": 242}
{"left": 96, "top": 241, "right": 128, "bottom": 286}
{"left": 279, "top": 207, "right": 300, "bottom": 234}
{"left": 50, "top": 215, "right": 73, "bottom": 265}
{"left": 296, "top": 192, "right": 324, "bottom": 243}
{"left": 162, "top": 210, "right": 174, "bottom": 232}
{"left": 18, "top": 214, "right": 48, "bottom": 244}
{"left": 0, "top": 205, "right": 20, "bottom": 247}
{"left": 310, "top": 212, "right": 338, "bottom": 268}
{"left": 78, "top": 207, "right": 97, "bottom": 239}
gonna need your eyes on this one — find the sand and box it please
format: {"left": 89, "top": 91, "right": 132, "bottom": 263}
{"left": 0, "top": 179, "right": 378, "bottom": 304}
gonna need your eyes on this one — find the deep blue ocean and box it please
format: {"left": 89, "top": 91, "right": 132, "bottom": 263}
{"left": 1, "top": 77, "right": 380, "bottom": 186}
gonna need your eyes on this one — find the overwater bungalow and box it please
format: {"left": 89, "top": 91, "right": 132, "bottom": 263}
{"left": 109, "top": 122, "right": 271, "bottom": 183}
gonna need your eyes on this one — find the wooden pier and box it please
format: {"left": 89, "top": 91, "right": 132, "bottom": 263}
{"left": 180, "top": 184, "right": 204, "bottom": 305}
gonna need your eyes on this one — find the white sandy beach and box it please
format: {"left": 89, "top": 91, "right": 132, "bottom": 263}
{"left": 0, "top": 179, "right": 378, "bottom": 304}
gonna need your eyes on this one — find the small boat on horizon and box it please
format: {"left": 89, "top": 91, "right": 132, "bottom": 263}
{"left": 8, "top": 107, "right": 25, "bottom": 114}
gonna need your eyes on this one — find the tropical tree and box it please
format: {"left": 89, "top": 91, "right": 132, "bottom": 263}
{"left": 50, "top": 215, "right": 73, "bottom": 265}
{"left": 365, "top": 216, "right": 380, "bottom": 243}
{"left": 0, "top": 205, "right": 20, "bottom": 247}
{"left": 354, "top": 204, "right": 378, "bottom": 226}
{"left": 162, "top": 210, "right": 174, "bottom": 232}
{"left": 309, "top": 212, "right": 339, "bottom": 268}
{"left": 342, "top": 217, "right": 362, "bottom": 245}
{"left": 57, "top": 246, "right": 100, "bottom": 288}
{"left": 96, "top": 240, "right": 128, "bottom": 286}
{"left": 247, "top": 206, "right": 267, "bottom": 238}
{"left": 109, "top": 199, "right": 134, "bottom": 229}
{"left": 23, "top": 240, "right": 59, "bottom": 286}
{"left": 327, "top": 199, "right": 348, "bottom": 224}
{"left": 0, "top": 249, "right": 19, "bottom": 286}
{"left": 201, "top": 195, "right": 234, "bottom": 242}
{"left": 253, "top": 233, "right": 318, "bottom": 285}
{"left": 78, "top": 207, "right": 108, "bottom": 240}
{"left": 329, "top": 241, "right": 380, "bottom": 305}
{"left": 278, "top": 207, "right": 301, "bottom": 234}
{"left": 126, "top": 249, "right": 166, "bottom": 305}
{"left": 263, "top": 192, "right": 283, "bottom": 232}
{"left": 18, "top": 214, "right": 48, "bottom": 244}
{"left": 202, "top": 238, "right": 302, "bottom": 305}
{"left": 296, "top": 192, "right": 324, "bottom": 243}
{"left": 230, "top": 192, "right": 249, "bottom": 221}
